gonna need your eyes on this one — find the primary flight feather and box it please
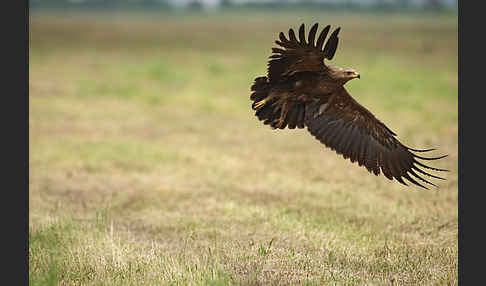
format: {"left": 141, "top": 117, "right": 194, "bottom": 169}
{"left": 250, "top": 23, "right": 448, "bottom": 189}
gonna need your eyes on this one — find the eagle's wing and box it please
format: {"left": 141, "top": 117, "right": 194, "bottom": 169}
{"left": 267, "top": 23, "right": 340, "bottom": 82}
{"left": 305, "top": 87, "right": 448, "bottom": 189}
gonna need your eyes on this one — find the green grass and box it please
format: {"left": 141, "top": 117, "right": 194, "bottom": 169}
{"left": 30, "top": 11, "right": 457, "bottom": 285}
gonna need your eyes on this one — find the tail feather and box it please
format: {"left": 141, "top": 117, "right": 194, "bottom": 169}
{"left": 250, "top": 76, "right": 305, "bottom": 130}
{"left": 250, "top": 77, "right": 270, "bottom": 101}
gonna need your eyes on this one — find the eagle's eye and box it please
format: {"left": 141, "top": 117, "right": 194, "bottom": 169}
{"left": 345, "top": 71, "right": 353, "bottom": 75}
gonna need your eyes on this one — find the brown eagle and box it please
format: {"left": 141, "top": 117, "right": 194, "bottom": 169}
{"left": 250, "top": 23, "right": 448, "bottom": 189}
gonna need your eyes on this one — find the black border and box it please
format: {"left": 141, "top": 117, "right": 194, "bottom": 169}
{"left": 459, "top": 1, "right": 474, "bottom": 285}
{"left": 8, "top": 0, "right": 29, "bottom": 283}
{"left": 24, "top": 0, "right": 30, "bottom": 284}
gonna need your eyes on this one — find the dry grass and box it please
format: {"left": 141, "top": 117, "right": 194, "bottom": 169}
{"left": 29, "top": 11, "right": 457, "bottom": 285}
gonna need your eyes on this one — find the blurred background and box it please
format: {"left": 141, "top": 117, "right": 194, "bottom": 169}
{"left": 30, "top": 0, "right": 457, "bottom": 12}
{"left": 29, "top": 1, "right": 458, "bottom": 285}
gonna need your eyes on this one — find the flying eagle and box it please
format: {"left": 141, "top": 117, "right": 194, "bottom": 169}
{"left": 250, "top": 23, "right": 448, "bottom": 189}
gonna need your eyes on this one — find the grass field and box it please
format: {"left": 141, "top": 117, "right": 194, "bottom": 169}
{"left": 29, "top": 11, "right": 458, "bottom": 285}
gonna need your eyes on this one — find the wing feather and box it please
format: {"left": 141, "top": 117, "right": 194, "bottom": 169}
{"left": 308, "top": 23, "right": 319, "bottom": 46}
{"left": 305, "top": 87, "right": 447, "bottom": 189}
{"left": 296, "top": 103, "right": 306, "bottom": 128}
{"left": 366, "top": 138, "right": 380, "bottom": 175}
{"left": 267, "top": 23, "right": 341, "bottom": 82}
{"left": 288, "top": 28, "right": 297, "bottom": 42}
{"left": 379, "top": 152, "right": 394, "bottom": 180}
{"left": 347, "top": 127, "right": 361, "bottom": 163}
{"left": 323, "top": 27, "right": 340, "bottom": 60}
{"left": 339, "top": 124, "right": 356, "bottom": 159}
{"left": 316, "top": 25, "right": 331, "bottom": 50}
{"left": 358, "top": 134, "right": 369, "bottom": 168}
{"left": 287, "top": 107, "right": 299, "bottom": 129}
{"left": 298, "top": 24, "right": 307, "bottom": 45}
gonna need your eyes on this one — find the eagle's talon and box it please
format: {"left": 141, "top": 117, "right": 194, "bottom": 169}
{"left": 275, "top": 118, "right": 284, "bottom": 128}
{"left": 253, "top": 100, "right": 266, "bottom": 110}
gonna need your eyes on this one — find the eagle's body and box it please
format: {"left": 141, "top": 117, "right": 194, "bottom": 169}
{"left": 250, "top": 23, "right": 447, "bottom": 189}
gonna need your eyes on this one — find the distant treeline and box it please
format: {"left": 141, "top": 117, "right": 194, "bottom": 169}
{"left": 30, "top": 0, "right": 171, "bottom": 10}
{"left": 30, "top": 0, "right": 457, "bottom": 12}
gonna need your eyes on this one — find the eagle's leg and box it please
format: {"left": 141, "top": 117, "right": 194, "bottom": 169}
{"left": 275, "top": 101, "right": 289, "bottom": 129}
{"left": 253, "top": 93, "right": 276, "bottom": 110}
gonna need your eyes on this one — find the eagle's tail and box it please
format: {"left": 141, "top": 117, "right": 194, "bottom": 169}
{"left": 250, "top": 76, "right": 280, "bottom": 128}
{"left": 250, "top": 77, "right": 271, "bottom": 108}
{"left": 250, "top": 76, "right": 305, "bottom": 129}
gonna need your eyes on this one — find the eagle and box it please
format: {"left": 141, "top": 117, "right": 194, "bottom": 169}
{"left": 250, "top": 23, "right": 448, "bottom": 189}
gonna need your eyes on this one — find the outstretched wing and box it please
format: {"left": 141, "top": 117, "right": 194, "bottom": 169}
{"left": 305, "top": 87, "right": 448, "bottom": 189}
{"left": 267, "top": 23, "right": 340, "bottom": 82}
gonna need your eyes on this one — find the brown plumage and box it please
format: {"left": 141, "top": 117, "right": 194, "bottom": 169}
{"left": 250, "top": 23, "right": 448, "bottom": 189}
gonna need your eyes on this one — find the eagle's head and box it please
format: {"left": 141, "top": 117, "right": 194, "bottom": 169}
{"left": 327, "top": 65, "right": 360, "bottom": 84}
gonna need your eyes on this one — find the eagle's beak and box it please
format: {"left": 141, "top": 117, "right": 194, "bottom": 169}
{"left": 355, "top": 73, "right": 360, "bottom": 79}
